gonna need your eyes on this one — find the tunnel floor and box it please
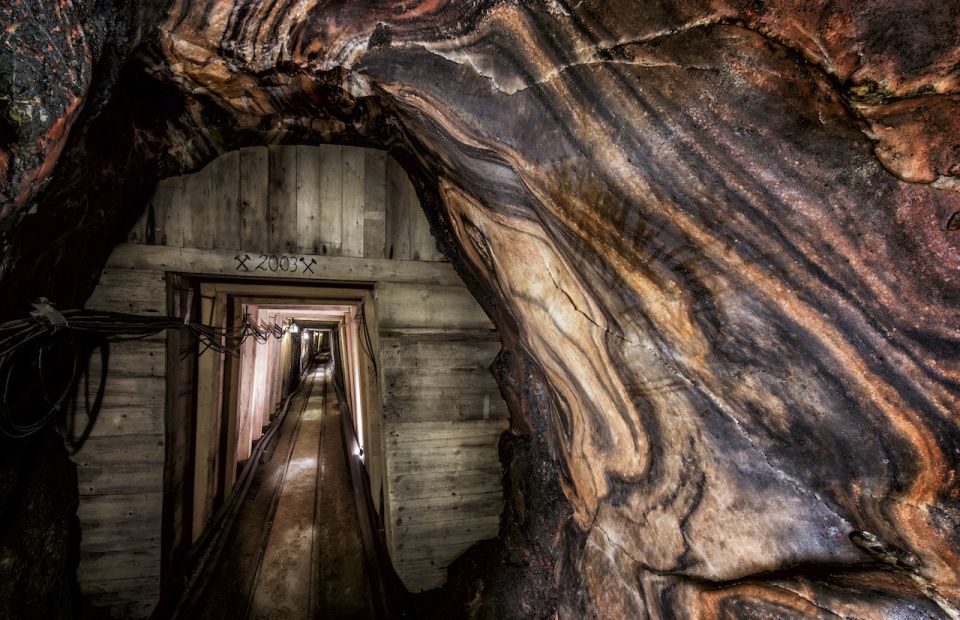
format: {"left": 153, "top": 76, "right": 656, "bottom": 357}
{"left": 174, "top": 362, "right": 373, "bottom": 619}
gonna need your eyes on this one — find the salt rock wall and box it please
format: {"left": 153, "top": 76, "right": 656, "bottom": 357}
{"left": 2, "top": 1, "right": 960, "bottom": 618}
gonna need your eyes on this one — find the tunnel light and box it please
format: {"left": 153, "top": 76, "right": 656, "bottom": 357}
{"left": 288, "top": 322, "right": 299, "bottom": 334}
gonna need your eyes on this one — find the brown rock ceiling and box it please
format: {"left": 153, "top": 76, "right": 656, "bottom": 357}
{"left": 1, "top": 1, "right": 959, "bottom": 617}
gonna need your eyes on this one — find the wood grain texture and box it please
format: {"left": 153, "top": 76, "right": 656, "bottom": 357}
{"left": 295, "top": 145, "right": 322, "bottom": 254}
{"left": 372, "top": 275, "right": 505, "bottom": 590}
{"left": 268, "top": 145, "right": 298, "bottom": 254}
{"left": 386, "top": 157, "right": 413, "bottom": 261}
{"left": 319, "top": 145, "right": 343, "bottom": 255}
{"left": 121, "top": 144, "right": 445, "bottom": 263}
{"left": 363, "top": 149, "right": 388, "bottom": 259}
{"left": 211, "top": 150, "right": 239, "bottom": 250}
{"left": 239, "top": 146, "right": 270, "bottom": 250}
{"left": 74, "top": 268, "right": 168, "bottom": 619}
{"left": 342, "top": 146, "right": 365, "bottom": 257}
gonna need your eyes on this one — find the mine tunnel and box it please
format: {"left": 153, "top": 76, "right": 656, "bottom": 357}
{"left": 5, "top": 146, "right": 510, "bottom": 618}
{"left": 2, "top": 2, "right": 960, "bottom": 619}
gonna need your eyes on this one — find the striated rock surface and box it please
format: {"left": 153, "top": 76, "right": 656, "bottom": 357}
{"left": 2, "top": 1, "right": 960, "bottom": 617}
{"left": 0, "top": 431, "right": 81, "bottom": 620}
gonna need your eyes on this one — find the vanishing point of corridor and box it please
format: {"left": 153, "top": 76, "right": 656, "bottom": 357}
{"left": 172, "top": 359, "right": 373, "bottom": 619}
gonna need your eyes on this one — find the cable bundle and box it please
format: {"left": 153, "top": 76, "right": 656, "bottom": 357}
{"left": 0, "top": 322, "right": 80, "bottom": 439}
{"left": 325, "top": 305, "right": 380, "bottom": 379}
{"left": 0, "top": 301, "right": 292, "bottom": 443}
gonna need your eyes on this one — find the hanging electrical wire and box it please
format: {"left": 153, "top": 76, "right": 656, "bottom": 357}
{"left": 0, "top": 299, "right": 294, "bottom": 444}
{"left": 356, "top": 306, "right": 380, "bottom": 379}
{"left": 327, "top": 303, "right": 380, "bottom": 379}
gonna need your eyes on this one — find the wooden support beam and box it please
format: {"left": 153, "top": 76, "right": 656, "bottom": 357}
{"left": 105, "top": 244, "right": 464, "bottom": 286}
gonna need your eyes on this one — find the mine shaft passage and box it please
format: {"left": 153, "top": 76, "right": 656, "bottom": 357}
{"left": 171, "top": 354, "right": 385, "bottom": 619}
{"left": 61, "top": 145, "right": 510, "bottom": 619}
{"left": 149, "top": 288, "right": 416, "bottom": 619}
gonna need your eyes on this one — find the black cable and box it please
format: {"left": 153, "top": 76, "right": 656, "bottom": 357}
{"left": 357, "top": 308, "right": 380, "bottom": 379}
{"left": 0, "top": 329, "right": 80, "bottom": 439}
{"left": 63, "top": 338, "right": 109, "bottom": 454}
{"left": 0, "top": 304, "right": 293, "bottom": 442}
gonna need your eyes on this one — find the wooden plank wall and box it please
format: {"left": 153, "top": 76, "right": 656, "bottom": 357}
{"left": 162, "top": 276, "right": 197, "bottom": 578}
{"left": 130, "top": 146, "right": 444, "bottom": 262}
{"left": 76, "top": 269, "right": 167, "bottom": 618}
{"left": 376, "top": 284, "right": 509, "bottom": 591}
{"left": 77, "top": 145, "right": 504, "bottom": 616}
